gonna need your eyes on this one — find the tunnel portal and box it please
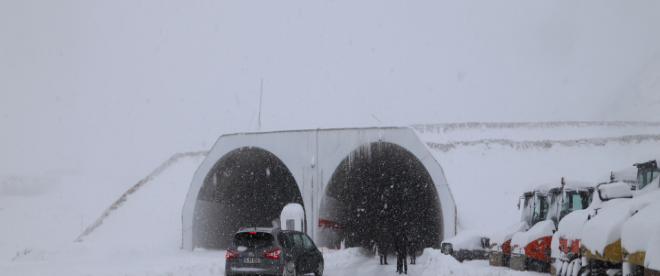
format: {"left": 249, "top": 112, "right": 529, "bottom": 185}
{"left": 319, "top": 142, "right": 444, "bottom": 251}
{"left": 192, "top": 147, "right": 303, "bottom": 249}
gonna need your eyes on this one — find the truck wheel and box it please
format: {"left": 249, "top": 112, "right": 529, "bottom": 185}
{"left": 566, "top": 260, "right": 575, "bottom": 276}
{"left": 578, "top": 265, "right": 590, "bottom": 276}
{"left": 559, "top": 260, "right": 568, "bottom": 276}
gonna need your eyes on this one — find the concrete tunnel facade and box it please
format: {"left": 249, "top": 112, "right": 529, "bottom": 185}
{"left": 182, "top": 127, "right": 457, "bottom": 250}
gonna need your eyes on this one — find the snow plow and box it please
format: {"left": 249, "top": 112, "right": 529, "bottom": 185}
{"left": 551, "top": 169, "right": 637, "bottom": 276}
{"left": 440, "top": 191, "right": 533, "bottom": 264}
{"left": 621, "top": 161, "right": 660, "bottom": 276}
{"left": 487, "top": 189, "right": 539, "bottom": 267}
{"left": 509, "top": 179, "right": 594, "bottom": 273}
{"left": 552, "top": 160, "right": 660, "bottom": 276}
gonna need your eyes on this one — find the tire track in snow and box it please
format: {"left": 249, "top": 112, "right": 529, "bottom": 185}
{"left": 74, "top": 151, "right": 208, "bottom": 242}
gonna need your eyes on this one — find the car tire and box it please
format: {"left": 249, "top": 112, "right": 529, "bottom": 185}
{"left": 284, "top": 262, "right": 297, "bottom": 276}
{"left": 314, "top": 262, "right": 324, "bottom": 276}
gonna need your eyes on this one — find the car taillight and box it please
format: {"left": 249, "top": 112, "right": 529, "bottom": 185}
{"left": 225, "top": 249, "right": 239, "bottom": 260}
{"left": 264, "top": 248, "right": 281, "bottom": 260}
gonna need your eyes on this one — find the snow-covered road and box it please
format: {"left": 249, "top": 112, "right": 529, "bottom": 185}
{"left": 323, "top": 248, "right": 544, "bottom": 276}
{"left": 2, "top": 246, "right": 543, "bottom": 276}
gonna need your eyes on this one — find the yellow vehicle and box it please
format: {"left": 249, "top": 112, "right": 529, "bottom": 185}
{"left": 576, "top": 161, "right": 660, "bottom": 276}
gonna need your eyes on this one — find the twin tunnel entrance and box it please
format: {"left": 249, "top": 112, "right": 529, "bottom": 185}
{"left": 192, "top": 142, "right": 444, "bottom": 251}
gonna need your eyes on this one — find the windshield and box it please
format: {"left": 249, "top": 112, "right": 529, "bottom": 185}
{"left": 548, "top": 190, "right": 561, "bottom": 224}
{"left": 559, "top": 190, "right": 591, "bottom": 220}
{"left": 520, "top": 194, "right": 534, "bottom": 225}
{"left": 531, "top": 194, "right": 548, "bottom": 225}
{"left": 637, "top": 169, "right": 659, "bottom": 190}
{"left": 233, "top": 232, "right": 274, "bottom": 248}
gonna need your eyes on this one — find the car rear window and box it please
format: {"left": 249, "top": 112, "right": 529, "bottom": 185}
{"left": 233, "top": 232, "right": 275, "bottom": 248}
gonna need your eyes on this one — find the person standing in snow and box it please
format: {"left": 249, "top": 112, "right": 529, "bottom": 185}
{"left": 377, "top": 242, "right": 389, "bottom": 265}
{"left": 408, "top": 237, "right": 418, "bottom": 265}
{"left": 395, "top": 234, "right": 408, "bottom": 274}
{"left": 409, "top": 243, "right": 416, "bottom": 265}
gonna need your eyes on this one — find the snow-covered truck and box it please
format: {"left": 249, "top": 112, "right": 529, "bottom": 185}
{"left": 440, "top": 231, "right": 490, "bottom": 262}
{"left": 487, "top": 189, "right": 539, "bottom": 267}
{"left": 509, "top": 179, "right": 593, "bottom": 273}
{"left": 620, "top": 160, "right": 660, "bottom": 276}
{"left": 553, "top": 160, "right": 660, "bottom": 276}
{"left": 441, "top": 191, "right": 534, "bottom": 264}
{"left": 551, "top": 168, "right": 637, "bottom": 276}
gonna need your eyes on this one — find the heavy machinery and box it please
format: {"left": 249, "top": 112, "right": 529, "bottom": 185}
{"left": 553, "top": 160, "right": 660, "bottom": 276}
{"left": 509, "top": 179, "right": 594, "bottom": 273}
{"left": 487, "top": 190, "right": 536, "bottom": 267}
{"left": 621, "top": 161, "right": 660, "bottom": 276}
{"left": 580, "top": 160, "right": 660, "bottom": 276}
{"left": 552, "top": 169, "right": 637, "bottom": 276}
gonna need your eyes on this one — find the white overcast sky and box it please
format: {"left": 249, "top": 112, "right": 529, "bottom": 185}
{"left": 1, "top": 0, "right": 660, "bottom": 177}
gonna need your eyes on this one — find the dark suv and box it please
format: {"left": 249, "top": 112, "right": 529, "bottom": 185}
{"left": 225, "top": 227, "right": 324, "bottom": 276}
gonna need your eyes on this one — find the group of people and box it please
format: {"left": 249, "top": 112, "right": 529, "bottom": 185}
{"left": 374, "top": 235, "right": 417, "bottom": 275}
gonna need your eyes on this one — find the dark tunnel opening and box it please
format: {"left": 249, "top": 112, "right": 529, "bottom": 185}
{"left": 193, "top": 147, "right": 303, "bottom": 249}
{"left": 319, "top": 142, "right": 443, "bottom": 252}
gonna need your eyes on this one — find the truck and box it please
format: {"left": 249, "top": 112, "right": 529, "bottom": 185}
{"left": 553, "top": 160, "right": 660, "bottom": 276}
{"left": 487, "top": 190, "right": 537, "bottom": 267}
{"left": 509, "top": 179, "right": 593, "bottom": 273}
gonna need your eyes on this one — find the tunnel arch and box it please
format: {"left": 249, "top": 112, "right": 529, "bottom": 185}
{"left": 318, "top": 142, "right": 444, "bottom": 250}
{"left": 192, "top": 147, "right": 304, "bottom": 249}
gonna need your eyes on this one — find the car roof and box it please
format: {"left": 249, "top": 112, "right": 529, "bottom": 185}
{"left": 235, "top": 227, "right": 308, "bottom": 237}
{"left": 236, "top": 227, "right": 277, "bottom": 234}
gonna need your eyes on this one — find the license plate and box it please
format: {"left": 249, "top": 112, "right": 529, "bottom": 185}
{"left": 243, "top": 257, "right": 261, "bottom": 264}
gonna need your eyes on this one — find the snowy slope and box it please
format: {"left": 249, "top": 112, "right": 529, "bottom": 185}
{"left": 0, "top": 172, "right": 142, "bottom": 261}
{"left": 429, "top": 141, "right": 660, "bottom": 233}
{"left": 0, "top": 152, "right": 207, "bottom": 274}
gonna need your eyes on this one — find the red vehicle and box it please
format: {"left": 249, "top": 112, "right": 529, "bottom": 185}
{"left": 510, "top": 178, "right": 594, "bottom": 272}
{"left": 508, "top": 179, "right": 593, "bottom": 272}
{"left": 488, "top": 190, "right": 537, "bottom": 267}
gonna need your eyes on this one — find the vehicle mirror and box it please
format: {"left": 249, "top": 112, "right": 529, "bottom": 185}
{"left": 480, "top": 237, "right": 490, "bottom": 249}
{"left": 597, "top": 182, "right": 633, "bottom": 201}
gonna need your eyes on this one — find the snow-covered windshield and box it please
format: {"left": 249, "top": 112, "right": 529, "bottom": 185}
{"left": 531, "top": 194, "right": 548, "bottom": 225}
{"left": 548, "top": 189, "right": 591, "bottom": 224}
{"left": 637, "top": 168, "right": 659, "bottom": 190}
{"left": 560, "top": 191, "right": 591, "bottom": 219}
{"left": 520, "top": 193, "right": 534, "bottom": 225}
